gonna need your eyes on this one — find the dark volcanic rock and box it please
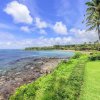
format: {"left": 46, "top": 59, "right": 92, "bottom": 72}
{"left": 0, "top": 57, "right": 67, "bottom": 100}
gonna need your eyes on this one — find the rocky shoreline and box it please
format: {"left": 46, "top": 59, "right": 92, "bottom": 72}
{"left": 0, "top": 57, "right": 68, "bottom": 100}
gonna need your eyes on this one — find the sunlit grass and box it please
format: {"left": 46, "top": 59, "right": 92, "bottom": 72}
{"left": 80, "top": 61, "right": 100, "bottom": 100}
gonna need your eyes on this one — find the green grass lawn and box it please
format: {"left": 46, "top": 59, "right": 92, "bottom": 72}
{"left": 80, "top": 61, "right": 100, "bottom": 100}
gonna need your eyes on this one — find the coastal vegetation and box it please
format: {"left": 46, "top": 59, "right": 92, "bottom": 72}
{"left": 84, "top": 0, "right": 100, "bottom": 41}
{"left": 25, "top": 42, "right": 100, "bottom": 51}
{"left": 9, "top": 52, "right": 100, "bottom": 100}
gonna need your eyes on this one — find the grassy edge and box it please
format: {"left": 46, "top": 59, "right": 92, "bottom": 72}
{"left": 79, "top": 61, "right": 100, "bottom": 100}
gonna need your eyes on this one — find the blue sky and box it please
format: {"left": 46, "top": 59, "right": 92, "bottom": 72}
{"left": 0, "top": 0, "right": 98, "bottom": 49}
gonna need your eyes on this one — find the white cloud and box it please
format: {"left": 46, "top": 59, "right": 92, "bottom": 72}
{"left": 4, "top": 1, "right": 33, "bottom": 24}
{"left": 35, "top": 17, "right": 48, "bottom": 29}
{"left": 21, "top": 26, "right": 30, "bottom": 32}
{"left": 0, "top": 33, "right": 73, "bottom": 49}
{"left": 70, "top": 28, "right": 98, "bottom": 43}
{"left": 0, "top": 28, "right": 98, "bottom": 49}
{"left": 39, "top": 29, "right": 47, "bottom": 35}
{"left": 0, "top": 32, "right": 15, "bottom": 41}
{"left": 20, "top": 26, "right": 47, "bottom": 34}
{"left": 53, "top": 22, "right": 67, "bottom": 35}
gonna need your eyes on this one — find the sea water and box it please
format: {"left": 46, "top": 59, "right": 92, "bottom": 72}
{"left": 0, "top": 49, "right": 74, "bottom": 73}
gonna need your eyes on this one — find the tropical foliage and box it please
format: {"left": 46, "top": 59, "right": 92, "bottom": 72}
{"left": 85, "top": 0, "right": 100, "bottom": 41}
{"left": 25, "top": 42, "right": 100, "bottom": 51}
{"left": 88, "top": 52, "right": 100, "bottom": 60}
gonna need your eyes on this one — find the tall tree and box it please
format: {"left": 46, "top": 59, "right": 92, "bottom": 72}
{"left": 85, "top": 0, "right": 100, "bottom": 41}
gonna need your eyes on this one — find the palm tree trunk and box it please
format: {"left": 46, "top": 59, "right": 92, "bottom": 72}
{"left": 97, "top": 25, "right": 100, "bottom": 42}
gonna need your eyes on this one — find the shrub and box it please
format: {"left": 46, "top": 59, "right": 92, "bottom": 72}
{"left": 72, "top": 52, "right": 82, "bottom": 59}
{"left": 88, "top": 53, "right": 100, "bottom": 61}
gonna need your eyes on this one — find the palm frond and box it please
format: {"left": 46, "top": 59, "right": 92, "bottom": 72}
{"left": 86, "top": 1, "right": 94, "bottom": 6}
{"left": 87, "top": 25, "right": 97, "bottom": 31}
{"left": 84, "top": 0, "right": 100, "bottom": 35}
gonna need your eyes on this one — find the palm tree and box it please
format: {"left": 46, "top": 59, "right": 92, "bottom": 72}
{"left": 85, "top": 0, "right": 100, "bottom": 41}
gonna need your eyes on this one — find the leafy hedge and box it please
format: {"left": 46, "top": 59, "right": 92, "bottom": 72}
{"left": 88, "top": 52, "right": 100, "bottom": 61}
{"left": 72, "top": 52, "right": 82, "bottom": 59}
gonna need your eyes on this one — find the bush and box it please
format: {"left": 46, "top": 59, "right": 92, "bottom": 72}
{"left": 72, "top": 52, "right": 82, "bottom": 59}
{"left": 88, "top": 53, "right": 100, "bottom": 61}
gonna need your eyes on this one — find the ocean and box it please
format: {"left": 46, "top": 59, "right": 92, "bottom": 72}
{"left": 0, "top": 49, "right": 74, "bottom": 73}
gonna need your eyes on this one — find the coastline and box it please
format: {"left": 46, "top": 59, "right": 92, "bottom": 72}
{"left": 62, "top": 50, "right": 92, "bottom": 54}
{"left": 0, "top": 57, "right": 67, "bottom": 100}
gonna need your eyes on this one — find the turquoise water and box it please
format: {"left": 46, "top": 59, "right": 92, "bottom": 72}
{"left": 0, "top": 50, "right": 74, "bottom": 73}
